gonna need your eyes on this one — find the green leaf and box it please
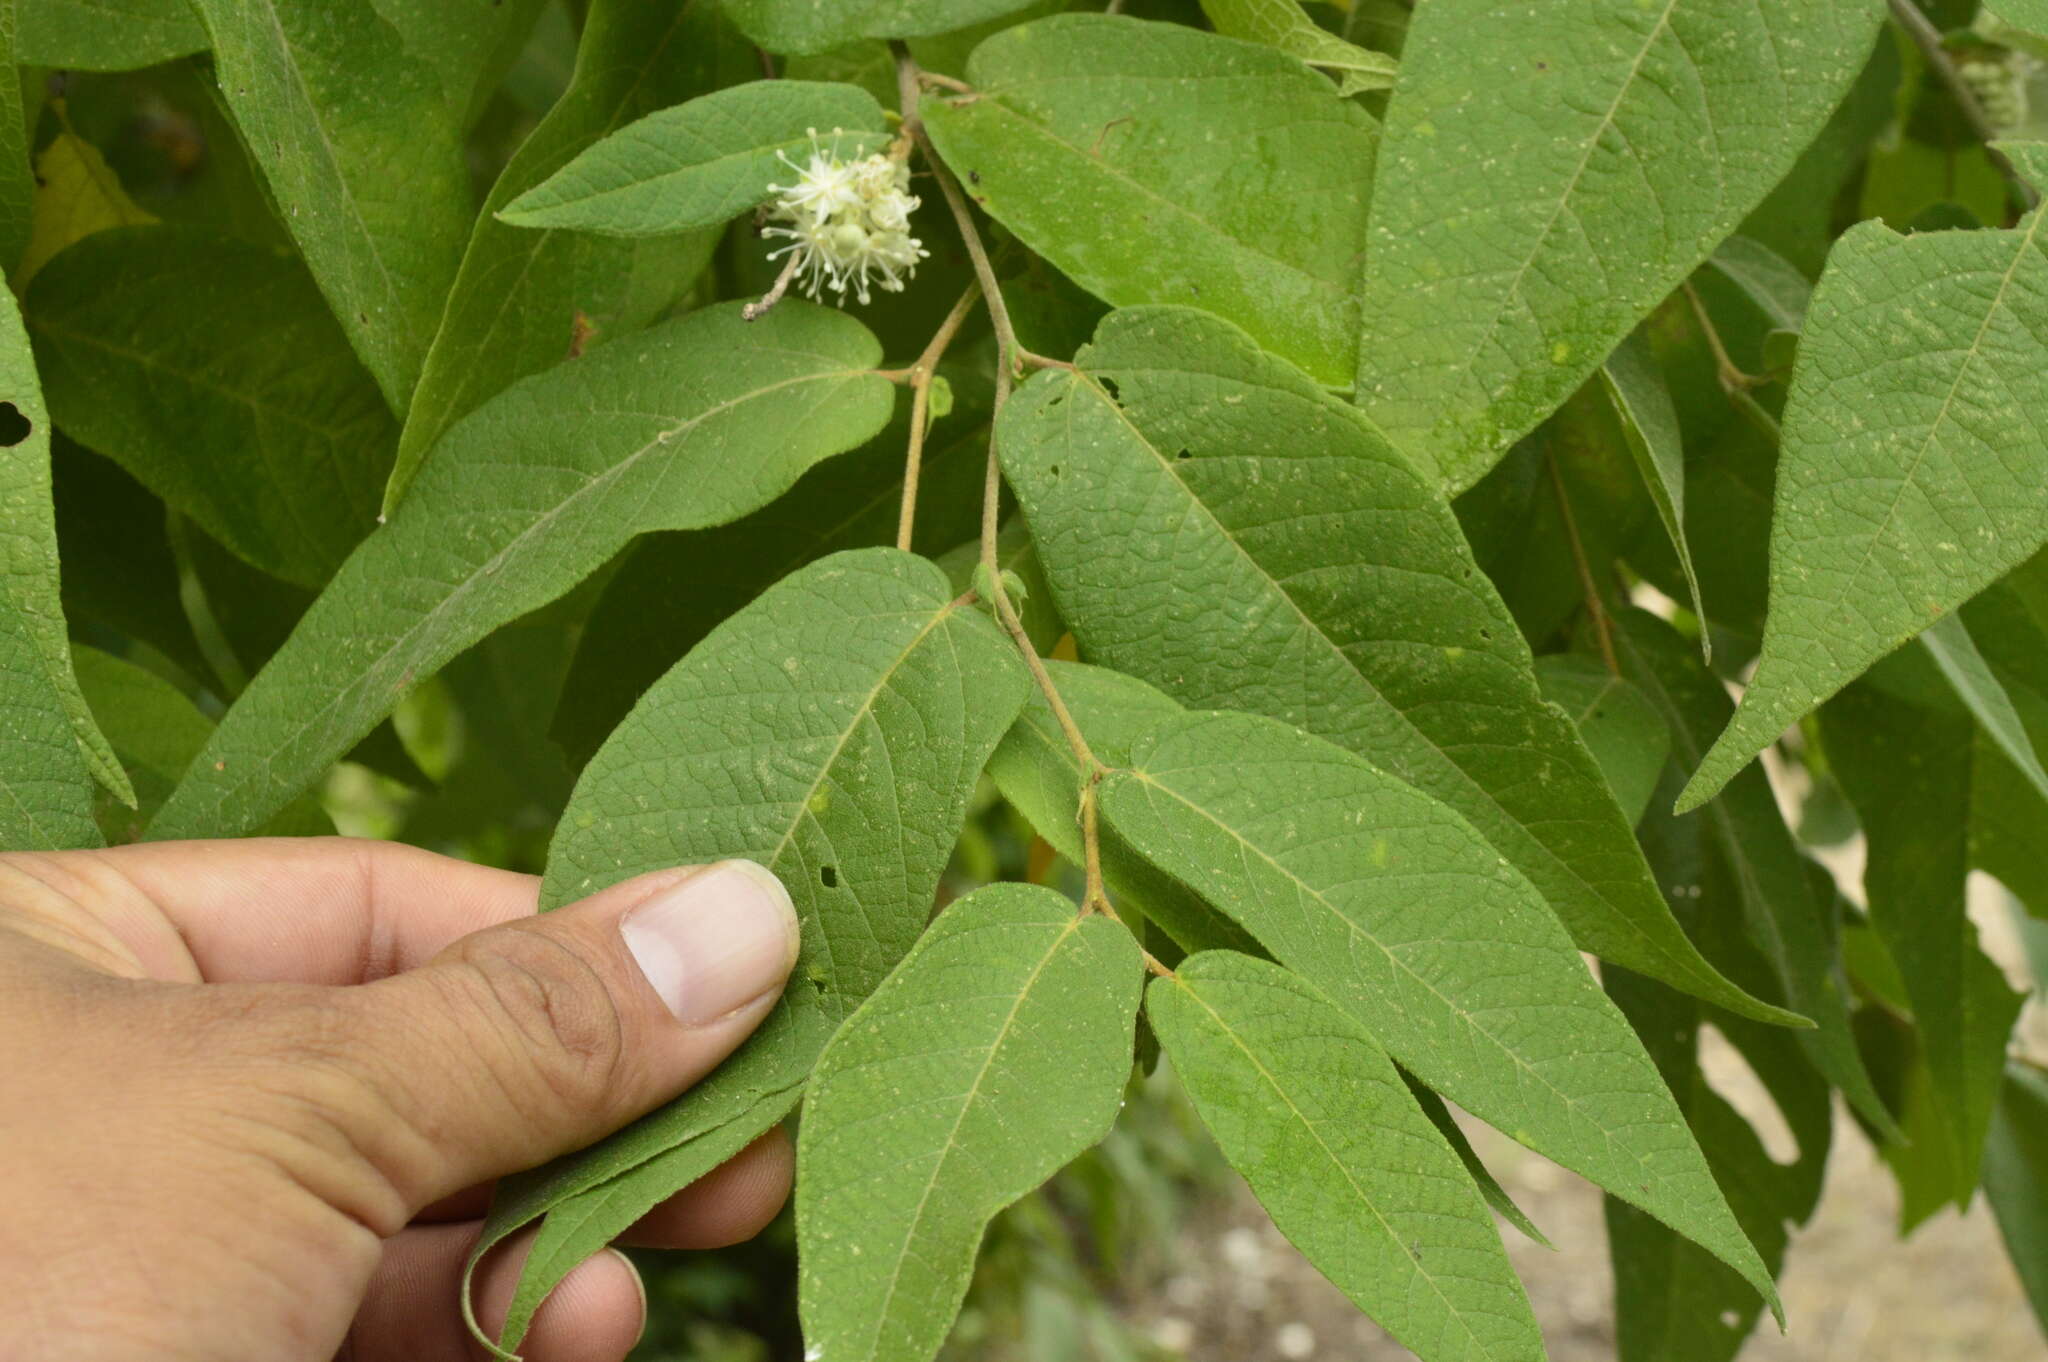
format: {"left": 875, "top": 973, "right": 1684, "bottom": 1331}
{"left": 1196, "top": 0, "right": 1399, "bottom": 95}
{"left": 999, "top": 305, "right": 1788, "bottom": 1023}
{"left": 1533, "top": 653, "right": 1670, "bottom": 827}
{"left": 1985, "top": 1062, "right": 2048, "bottom": 1337}
{"left": 1099, "top": 707, "right": 1779, "bottom": 1314}
{"left": 0, "top": 284, "right": 126, "bottom": 843}
{"left": 499, "top": 82, "right": 889, "bottom": 236}
{"left": 922, "top": 15, "right": 1377, "bottom": 387}
{"left": 1355, "top": 0, "right": 1883, "bottom": 491}
{"left": 373, "top": 0, "right": 549, "bottom": 129}
{"left": 984, "top": 659, "right": 1260, "bottom": 958}
{"left": 17, "top": 0, "right": 207, "bottom": 70}
{"left": 16, "top": 129, "right": 158, "bottom": 289}
{"left": 187, "top": 0, "right": 472, "bottom": 411}
{"left": 70, "top": 645, "right": 329, "bottom": 841}
{"left": 798, "top": 882, "right": 1141, "bottom": 1362}
{"left": 1611, "top": 609, "right": 1897, "bottom": 1138}
{"left": 1399, "top": 1070, "right": 1549, "bottom": 1248}
{"left": 0, "top": 0, "right": 29, "bottom": 274}
{"left": 1921, "top": 612, "right": 2048, "bottom": 803}
{"left": 724, "top": 0, "right": 1048, "bottom": 56}
{"left": 1683, "top": 146, "right": 2048, "bottom": 809}
{"left": 26, "top": 226, "right": 396, "bottom": 589}
{"left": 382, "top": 0, "right": 751, "bottom": 516}
{"left": 1703, "top": 236, "right": 1812, "bottom": 335}
{"left": 1147, "top": 951, "right": 1544, "bottom": 1362}
{"left": 1822, "top": 681, "right": 2025, "bottom": 1204}
{"left": 476, "top": 548, "right": 1030, "bottom": 1349}
{"left": 1603, "top": 329, "right": 1709, "bottom": 651}
{"left": 150, "top": 303, "right": 895, "bottom": 840}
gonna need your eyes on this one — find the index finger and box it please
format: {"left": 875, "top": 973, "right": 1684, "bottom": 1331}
{"left": 0, "top": 837, "right": 540, "bottom": 985}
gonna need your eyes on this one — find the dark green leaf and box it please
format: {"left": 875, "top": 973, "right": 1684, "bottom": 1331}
{"left": 151, "top": 303, "right": 895, "bottom": 840}
{"left": 1534, "top": 653, "right": 1670, "bottom": 827}
{"left": 1985, "top": 1061, "right": 2048, "bottom": 1338}
{"left": 724, "top": 0, "right": 1049, "bottom": 56}
{"left": 27, "top": 226, "right": 396, "bottom": 589}
{"left": 1000, "top": 305, "right": 1787, "bottom": 1022}
{"left": 1603, "top": 329, "right": 1709, "bottom": 649}
{"left": 17, "top": 0, "right": 207, "bottom": 70}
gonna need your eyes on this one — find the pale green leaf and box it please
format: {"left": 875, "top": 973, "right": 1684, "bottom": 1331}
{"left": 1985, "top": 1061, "right": 2048, "bottom": 1337}
{"left": 383, "top": 0, "right": 750, "bottom": 516}
{"left": 1823, "top": 681, "right": 2025, "bottom": 1204}
{"left": 187, "top": 0, "right": 472, "bottom": 412}
{"left": 500, "top": 82, "right": 888, "bottom": 236}
{"left": 798, "top": 882, "right": 1141, "bottom": 1362}
{"left": 1533, "top": 653, "right": 1669, "bottom": 827}
{"left": 1921, "top": 612, "right": 2048, "bottom": 803}
{"left": 985, "top": 659, "right": 1261, "bottom": 957}
{"left": 17, "top": 0, "right": 207, "bottom": 70}
{"left": 27, "top": 226, "right": 395, "bottom": 589}
{"left": 1099, "top": 708, "right": 1779, "bottom": 1313}
{"left": 0, "top": 0, "right": 28, "bottom": 273}
{"left": 1704, "top": 236, "right": 1811, "bottom": 335}
{"left": 1684, "top": 145, "right": 2048, "bottom": 809}
{"left": 1148, "top": 951, "right": 1543, "bottom": 1362}
{"left": 1198, "top": 0, "right": 1399, "bottom": 94}
{"left": 999, "top": 304, "right": 1788, "bottom": 1023}
{"left": 725, "top": 0, "right": 1047, "bottom": 56}
{"left": 150, "top": 303, "right": 895, "bottom": 840}
{"left": 475, "top": 548, "right": 1030, "bottom": 1350}
{"left": 1612, "top": 610, "right": 1897, "bottom": 1138}
{"left": 1356, "top": 0, "right": 1882, "bottom": 491}
{"left": 1603, "top": 329, "right": 1709, "bottom": 651}
{"left": 922, "top": 15, "right": 1377, "bottom": 387}
{"left": 16, "top": 130, "right": 158, "bottom": 290}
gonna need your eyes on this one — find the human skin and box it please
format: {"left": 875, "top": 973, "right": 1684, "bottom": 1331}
{"left": 0, "top": 837, "right": 803, "bottom": 1361}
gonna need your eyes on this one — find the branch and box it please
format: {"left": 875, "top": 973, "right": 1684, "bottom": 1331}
{"left": 895, "top": 282, "right": 982, "bottom": 551}
{"left": 1888, "top": 0, "right": 2040, "bottom": 208}
{"left": 1546, "top": 449, "right": 1621, "bottom": 676}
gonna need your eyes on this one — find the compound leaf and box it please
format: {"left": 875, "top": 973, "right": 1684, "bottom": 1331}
{"left": 1148, "top": 951, "right": 1543, "bottom": 1362}
{"left": 798, "top": 882, "right": 1140, "bottom": 1362}
{"left": 1000, "top": 304, "right": 1787, "bottom": 1023}
{"left": 1356, "top": 0, "right": 1882, "bottom": 491}
{"left": 922, "top": 15, "right": 1377, "bottom": 387}
{"left": 1099, "top": 708, "right": 1779, "bottom": 1313}
{"left": 476, "top": 548, "right": 1030, "bottom": 1350}
{"left": 152, "top": 303, "right": 894, "bottom": 840}
{"left": 383, "top": 0, "right": 751, "bottom": 515}
{"left": 1685, "top": 146, "right": 2048, "bottom": 808}
{"left": 499, "top": 82, "right": 889, "bottom": 236}
{"left": 188, "top": 0, "right": 472, "bottom": 412}
{"left": 27, "top": 226, "right": 395, "bottom": 589}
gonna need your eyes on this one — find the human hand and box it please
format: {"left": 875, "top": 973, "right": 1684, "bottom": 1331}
{"left": 0, "top": 837, "right": 801, "bottom": 1361}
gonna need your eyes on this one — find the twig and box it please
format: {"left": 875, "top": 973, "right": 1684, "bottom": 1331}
{"left": 1888, "top": 0, "right": 2040, "bottom": 208}
{"left": 896, "top": 282, "right": 982, "bottom": 550}
{"left": 1680, "top": 281, "right": 1763, "bottom": 398}
{"left": 1547, "top": 449, "right": 1620, "bottom": 676}
{"left": 741, "top": 252, "right": 801, "bottom": 321}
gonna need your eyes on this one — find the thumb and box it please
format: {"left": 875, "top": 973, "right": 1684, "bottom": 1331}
{"left": 323, "top": 860, "right": 798, "bottom": 1217}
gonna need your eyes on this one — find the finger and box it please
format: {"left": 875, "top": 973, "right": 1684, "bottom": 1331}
{"left": 415, "top": 1127, "right": 793, "bottom": 1232}
{"left": 620, "top": 1127, "right": 794, "bottom": 1250}
{"left": 346, "top": 1222, "right": 644, "bottom": 1362}
{"left": 0, "top": 838, "right": 538, "bottom": 985}
{"left": 317, "top": 861, "right": 799, "bottom": 1214}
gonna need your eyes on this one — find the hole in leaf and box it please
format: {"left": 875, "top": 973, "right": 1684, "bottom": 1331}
{"left": 1048, "top": 464, "right": 1062, "bottom": 479}
{"left": 1099, "top": 376, "right": 1121, "bottom": 402}
{"left": 819, "top": 864, "right": 838, "bottom": 889}
{"left": 0, "top": 402, "right": 31, "bottom": 447}
{"left": 1175, "top": 448, "right": 1191, "bottom": 461}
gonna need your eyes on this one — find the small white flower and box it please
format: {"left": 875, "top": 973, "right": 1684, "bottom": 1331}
{"left": 761, "top": 128, "right": 928, "bottom": 308}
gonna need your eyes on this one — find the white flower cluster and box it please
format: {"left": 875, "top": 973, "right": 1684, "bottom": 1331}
{"left": 763, "top": 130, "right": 928, "bottom": 306}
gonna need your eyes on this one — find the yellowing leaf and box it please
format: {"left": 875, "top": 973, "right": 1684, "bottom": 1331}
{"left": 16, "top": 128, "right": 157, "bottom": 287}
